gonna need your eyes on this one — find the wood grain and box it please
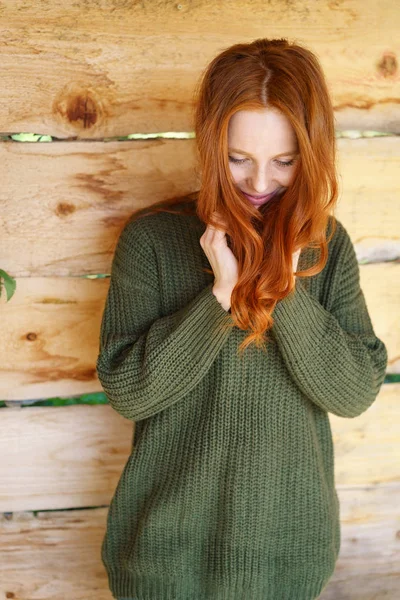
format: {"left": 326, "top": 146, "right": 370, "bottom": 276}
{"left": 1, "top": 3, "right": 398, "bottom": 598}
{"left": 0, "top": 0, "right": 399, "bottom": 136}
{"left": 0, "top": 261, "right": 396, "bottom": 401}
{"left": 0, "top": 277, "right": 107, "bottom": 400}
{"left": 1, "top": 484, "right": 398, "bottom": 599}
{"left": 0, "top": 384, "right": 398, "bottom": 513}
{"left": 1, "top": 137, "right": 399, "bottom": 277}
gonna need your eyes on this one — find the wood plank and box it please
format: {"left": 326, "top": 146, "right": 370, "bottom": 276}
{"left": 320, "top": 483, "right": 400, "bottom": 599}
{"left": 0, "top": 277, "right": 108, "bottom": 400}
{"left": 1, "top": 137, "right": 399, "bottom": 277}
{"left": 330, "top": 383, "right": 400, "bottom": 486}
{"left": 0, "top": 1, "right": 399, "bottom": 136}
{"left": 0, "top": 507, "right": 114, "bottom": 600}
{"left": 0, "top": 138, "right": 200, "bottom": 277}
{"left": 0, "top": 403, "right": 134, "bottom": 513}
{"left": 1, "top": 483, "right": 398, "bottom": 599}
{"left": 336, "top": 137, "right": 400, "bottom": 263}
{"left": 0, "top": 262, "right": 396, "bottom": 402}
{"left": 0, "top": 384, "right": 398, "bottom": 513}
{"left": 358, "top": 264, "right": 399, "bottom": 375}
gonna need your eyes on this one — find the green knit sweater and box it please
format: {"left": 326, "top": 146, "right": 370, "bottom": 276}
{"left": 96, "top": 203, "right": 388, "bottom": 600}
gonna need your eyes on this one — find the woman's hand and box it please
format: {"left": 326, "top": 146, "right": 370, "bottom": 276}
{"left": 199, "top": 212, "right": 239, "bottom": 312}
{"left": 200, "top": 213, "right": 301, "bottom": 310}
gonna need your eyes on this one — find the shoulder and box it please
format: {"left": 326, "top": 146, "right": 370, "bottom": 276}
{"left": 327, "top": 215, "right": 355, "bottom": 262}
{"left": 301, "top": 216, "right": 353, "bottom": 276}
{"left": 118, "top": 203, "right": 204, "bottom": 252}
{"left": 324, "top": 216, "right": 360, "bottom": 295}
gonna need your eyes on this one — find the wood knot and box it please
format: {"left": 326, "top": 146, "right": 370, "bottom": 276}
{"left": 377, "top": 52, "right": 398, "bottom": 78}
{"left": 55, "top": 202, "right": 76, "bottom": 217}
{"left": 26, "top": 332, "right": 37, "bottom": 341}
{"left": 53, "top": 84, "right": 103, "bottom": 131}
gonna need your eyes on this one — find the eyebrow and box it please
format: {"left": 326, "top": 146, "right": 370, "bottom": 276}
{"left": 228, "top": 147, "right": 298, "bottom": 158}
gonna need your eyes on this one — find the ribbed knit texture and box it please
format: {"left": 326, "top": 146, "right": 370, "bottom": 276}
{"left": 96, "top": 205, "right": 388, "bottom": 600}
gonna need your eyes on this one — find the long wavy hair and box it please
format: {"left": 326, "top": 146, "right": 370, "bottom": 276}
{"left": 127, "top": 38, "right": 338, "bottom": 354}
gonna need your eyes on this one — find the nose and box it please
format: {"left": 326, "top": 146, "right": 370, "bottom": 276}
{"left": 247, "top": 165, "right": 272, "bottom": 195}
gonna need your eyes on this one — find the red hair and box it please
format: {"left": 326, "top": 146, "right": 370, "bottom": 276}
{"left": 127, "top": 38, "right": 338, "bottom": 354}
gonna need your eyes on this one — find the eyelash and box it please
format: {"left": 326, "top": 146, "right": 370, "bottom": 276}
{"left": 228, "top": 156, "right": 295, "bottom": 167}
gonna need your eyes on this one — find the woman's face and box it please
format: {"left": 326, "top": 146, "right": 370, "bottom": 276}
{"left": 227, "top": 108, "right": 299, "bottom": 208}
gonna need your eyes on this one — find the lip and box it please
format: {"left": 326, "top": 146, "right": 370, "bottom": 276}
{"left": 243, "top": 189, "right": 279, "bottom": 204}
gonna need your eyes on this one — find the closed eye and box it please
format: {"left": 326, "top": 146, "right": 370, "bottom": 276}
{"left": 228, "top": 156, "right": 295, "bottom": 167}
{"left": 275, "top": 159, "right": 294, "bottom": 167}
{"left": 228, "top": 156, "right": 247, "bottom": 165}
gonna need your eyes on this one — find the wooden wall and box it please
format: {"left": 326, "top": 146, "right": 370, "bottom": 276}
{"left": 0, "top": 1, "right": 399, "bottom": 598}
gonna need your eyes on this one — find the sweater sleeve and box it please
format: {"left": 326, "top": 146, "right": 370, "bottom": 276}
{"left": 96, "top": 218, "right": 233, "bottom": 422}
{"left": 271, "top": 223, "right": 388, "bottom": 418}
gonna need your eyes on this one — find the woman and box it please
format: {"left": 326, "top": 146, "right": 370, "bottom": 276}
{"left": 97, "top": 38, "right": 388, "bottom": 600}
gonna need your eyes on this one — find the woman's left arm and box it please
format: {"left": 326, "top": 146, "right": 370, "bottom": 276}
{"left": 272, "top": 225, "right": 388, "bottom": 418}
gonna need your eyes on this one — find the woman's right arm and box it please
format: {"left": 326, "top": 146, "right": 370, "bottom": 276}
{"left": 96, "top": 218, "right": 233, "bottom": 422}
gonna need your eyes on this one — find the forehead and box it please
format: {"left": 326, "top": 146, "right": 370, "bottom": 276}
{"left": 228, "top": 108, "right": 297, "bottom": 151}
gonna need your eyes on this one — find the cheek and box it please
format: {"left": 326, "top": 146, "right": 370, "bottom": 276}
{"left": 229, "top": 165, "right": 242, "bottom": 184}
{"left": 278, "top": 168, "right": 296, "bottom": 186}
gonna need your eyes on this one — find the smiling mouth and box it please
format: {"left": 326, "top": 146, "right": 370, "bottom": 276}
{"left": 243, "top": 189, "right": 279, "bottom": 202}
{"left": 247, "top": 192, "right": 275, "bottom": 199}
